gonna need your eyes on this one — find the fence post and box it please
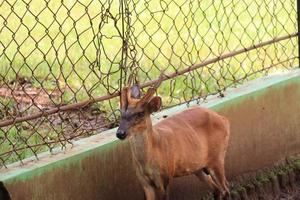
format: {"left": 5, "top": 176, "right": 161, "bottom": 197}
{"left": 298, "top": 0, "right": 300, "bottom": 66}
{"left": 119, "top": 0, "right": 130, "bottom": 89}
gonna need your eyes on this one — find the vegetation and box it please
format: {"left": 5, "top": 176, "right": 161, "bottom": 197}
{"left": 0, "top": 0, "right": 298, "bottom": 165}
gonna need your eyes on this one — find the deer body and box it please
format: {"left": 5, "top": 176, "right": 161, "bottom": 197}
{"left": 117, "top": 84, "right": 230, "bottom": 200}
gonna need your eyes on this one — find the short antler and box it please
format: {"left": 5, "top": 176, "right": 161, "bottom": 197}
{"left": 121, "top": 70, "right": 165, "bottom": 108}
{"left": 124, "top": 71, "right": 142, "bottom": 105}
{"left": 153, "top": 71, "right": 165, "bottom": 89}
{"left": 120, "top": 87, "right": 129, "bottom": 109}
{"left": 138, "top": 71, "right": 165, "bottom": 105}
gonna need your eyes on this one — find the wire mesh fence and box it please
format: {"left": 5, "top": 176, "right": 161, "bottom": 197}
{"left": 0, "top": 0, "right": 298, "bottom": 168}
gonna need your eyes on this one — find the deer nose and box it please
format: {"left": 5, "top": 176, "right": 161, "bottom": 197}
{"left": 116, "top": 129, "right": 127, "bottom": 140}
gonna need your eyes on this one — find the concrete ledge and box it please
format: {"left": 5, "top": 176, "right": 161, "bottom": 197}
{"left": 1, "top": 69, "right": 300, "bottom": 200}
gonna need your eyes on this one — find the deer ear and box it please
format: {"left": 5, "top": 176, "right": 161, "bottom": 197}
{"left": 147, "top": 96, "right": 162, "bottom": 113}
{"left": 120, "top": 87, "right": 128, "bottom": 109}
{"left": 131, "top": 85, "right": 142, "bottom": 99}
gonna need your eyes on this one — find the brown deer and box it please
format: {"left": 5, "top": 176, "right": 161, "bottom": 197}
{"left": 116, "top": 79, "right": 230, "bottom": 200}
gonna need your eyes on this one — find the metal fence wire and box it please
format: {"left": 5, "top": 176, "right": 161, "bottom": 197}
{"left": 0, "top": 0, "right": 298, "bottom": 168}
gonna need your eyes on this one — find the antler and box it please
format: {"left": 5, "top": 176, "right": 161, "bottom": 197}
{"left": 125, "top": 70, "right": 141, "bottom": 104}
{"left": 138, "top": 71, "right": 165, "bottom": 105}
{"left": 154, "top": 71, "right": 165, "bottom": 89}
{"left": 121, "top": 70, "right": 165, "bottom": 108}
{"left": 127, "top": 73, "right": 134, "bottom": 87}
{"left": 120, "top": 86, "right": 129, "bottom": 109}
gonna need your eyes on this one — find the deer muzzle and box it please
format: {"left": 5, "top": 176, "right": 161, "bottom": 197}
{"left": 116, "top": 128, "right": 127, "bottom": 140}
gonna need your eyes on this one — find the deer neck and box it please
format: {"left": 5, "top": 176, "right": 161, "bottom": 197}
{"left": 129, "top": 117, "right": 155, "bottom": 166}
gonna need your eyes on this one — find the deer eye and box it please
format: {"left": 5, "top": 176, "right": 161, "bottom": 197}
{"left": 136, "top": 112, "right": 145, "bottom": 118}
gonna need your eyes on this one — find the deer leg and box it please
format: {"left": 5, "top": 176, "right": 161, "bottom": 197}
{"left": 154, "top": 176, "right": 170, "bottom": 200}
{"left": 156, "top": 188, "right": 168, "bottom": 200}
{"left": 143, "top": 184, "right": 156, "bottom": 200}
{"left": 225, "top": 179, "right": 230, "bottom": 189}
{"left": 208, "top": 165, "right": 230, "bottom": 197}
{"left": 135, "top": 170, "right": 156, "bottom": 200}
{"left": 161, "top": 178, "right": 170, "bottom": 200}
{"left": 194, "top": 170, "right": 219, "bottom": 191}
{"left": 157, "top": 187, "right": 169, "bottom": 200}
{"left": 164, "top": 184, "right": 170, "bottom": 200}
{"left": 194, "top": 169, "right": 223, "bottom": 199}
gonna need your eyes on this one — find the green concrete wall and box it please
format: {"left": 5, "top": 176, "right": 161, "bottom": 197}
{"left": 1, "top": 70, "right": 300, "bottom": 200}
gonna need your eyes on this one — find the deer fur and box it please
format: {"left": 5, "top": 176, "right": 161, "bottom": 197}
{"left": 116, "top": 85, "right": 230, "bottom": 200}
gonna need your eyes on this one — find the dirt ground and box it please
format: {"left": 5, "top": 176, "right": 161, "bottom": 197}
{"left": 280, "top": 181, "right": 300, "bottom": 200}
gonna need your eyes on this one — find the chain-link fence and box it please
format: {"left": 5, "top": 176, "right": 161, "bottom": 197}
{"left": 0, "top": 0, "right": 298, "bottom": 168}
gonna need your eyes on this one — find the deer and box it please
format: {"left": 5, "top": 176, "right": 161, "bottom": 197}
{"left": 116, "top": 76, "right": 230, "bottom": 200}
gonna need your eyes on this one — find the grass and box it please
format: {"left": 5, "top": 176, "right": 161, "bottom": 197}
{"left": 0, "top": 0, "right": 297, "bottom": 102}
{"left": 0, "top": 125, "right": 49, "bottom": 164}
{"left": 0, "top": 0, "right": 298, "bottom": 166}
{"left": 219, "top": 159, "right": 300, "bottom": 199}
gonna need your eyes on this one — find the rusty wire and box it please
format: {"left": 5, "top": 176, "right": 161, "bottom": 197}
{"left": 0, "top": 0, "right": 298, "bottom": 168}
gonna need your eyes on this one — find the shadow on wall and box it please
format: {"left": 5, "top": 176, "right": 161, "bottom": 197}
{"left": 0, "top": 181, "right": 11, "bottom": 200}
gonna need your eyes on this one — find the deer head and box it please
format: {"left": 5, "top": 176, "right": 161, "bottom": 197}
{"left": 116, "top": 78, "right": 163, "bottom": 140}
